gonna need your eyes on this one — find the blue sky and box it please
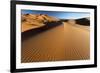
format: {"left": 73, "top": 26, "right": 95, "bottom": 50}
{"left": 21, "top": 10, "right": 90, "bottom": 19}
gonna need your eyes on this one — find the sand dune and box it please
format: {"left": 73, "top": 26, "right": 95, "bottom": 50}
{"left": 21, "top": 22, "right": 90, "bottom": 63}
{"left": 21, "top": 14, "right": 90, "bottom": 32}
{"left": 21, "top": 14, "right": 90, "bottom": 63}
{"left": 21, "top": 14, "right": 59, "bottom": 32}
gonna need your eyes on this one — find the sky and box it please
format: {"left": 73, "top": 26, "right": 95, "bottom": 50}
{"left": 21, "top": 10, "right": 90, "bottom": 19}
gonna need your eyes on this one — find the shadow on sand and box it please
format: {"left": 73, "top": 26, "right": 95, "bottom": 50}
{"left": 22, "top": 21, "right": 62, "bottom": 41}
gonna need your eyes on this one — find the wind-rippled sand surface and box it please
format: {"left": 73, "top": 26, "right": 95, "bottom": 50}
{"left": 21, "top": 23, "right": 90, "bottom": 63}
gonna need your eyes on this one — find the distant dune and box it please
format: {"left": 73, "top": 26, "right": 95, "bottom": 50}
{"left": 61, "top": 17, "right": 90, "bottom": 26}
{"left": 76, "top": 18, "right": 90, "bottom": 26}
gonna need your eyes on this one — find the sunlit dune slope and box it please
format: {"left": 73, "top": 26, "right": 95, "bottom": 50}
{"left": 21, "top": 14, "right": 59, "bottom": 32}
